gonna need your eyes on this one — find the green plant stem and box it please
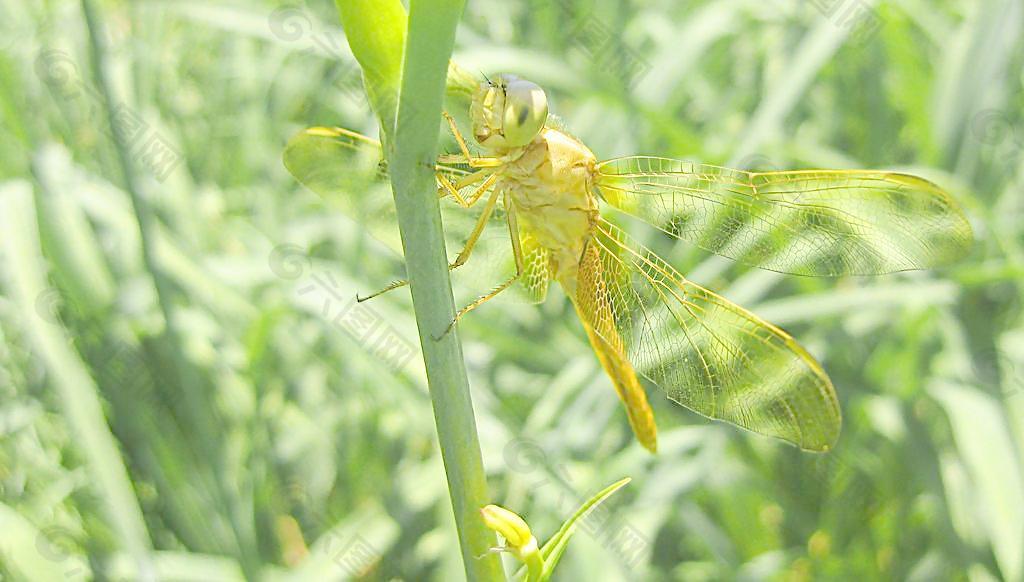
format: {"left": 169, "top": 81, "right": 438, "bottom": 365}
{"left": 79, "top": 1, "right": 261, "bottom": 578}
{"left": 385, "top": 1, "right": 505, "bottom": 580}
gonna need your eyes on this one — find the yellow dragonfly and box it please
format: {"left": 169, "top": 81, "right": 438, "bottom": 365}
{"left": 284, "top": 74, "right": 973, "bottom": 453}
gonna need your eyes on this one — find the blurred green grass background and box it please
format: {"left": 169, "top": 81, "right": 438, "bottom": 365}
{"left": 1, "top": 0, "right": 1023, "bottom": 580}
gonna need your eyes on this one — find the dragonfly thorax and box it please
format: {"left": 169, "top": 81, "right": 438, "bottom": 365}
{"left": 502, "top": 128, "right": 599, "bottom": 277}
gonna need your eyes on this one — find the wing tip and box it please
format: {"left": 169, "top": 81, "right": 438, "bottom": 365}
{"left": 799, "top": 419, "right": 842, "bottom": 453}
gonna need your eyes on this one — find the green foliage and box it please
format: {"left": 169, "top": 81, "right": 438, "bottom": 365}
{"left": 535, "top": 477, "right": 632, "bottom": 581}
{"left": 1, "top": 0, "right": 1022, "bottom": 580}
{"left": 334, "top": 0, "right": 407, "bottom": 137}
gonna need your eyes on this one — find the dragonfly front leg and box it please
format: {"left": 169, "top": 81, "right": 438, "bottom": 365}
{"left": 357, "top": 188, "right": 503, "bottom": 303}
{"left": 440, "top": 111, "right": 505, "bottom": 168}
{"left": 439, "top": 193, "right": 525, "bottom": 338}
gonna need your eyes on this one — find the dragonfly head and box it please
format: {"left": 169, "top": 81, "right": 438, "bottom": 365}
{"left": 471, "top": 74, "right": 549, "bottom": 150}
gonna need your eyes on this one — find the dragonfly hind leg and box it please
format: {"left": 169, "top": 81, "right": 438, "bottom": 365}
{"left": 441, "top": 269, "right": 522, "bottom": 337}
{"left": 356, "top": 261, "right": 470, "bottom": 303}
{"left": 438, "top": 193, "right": 526, "bottom": 338}
{"left": 358, "top": 188, "right": 504, "bottom": 303}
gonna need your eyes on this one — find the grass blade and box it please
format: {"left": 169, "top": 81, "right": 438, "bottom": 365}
{"left": 0, "top": 181, "right": 155, "bottom": 579}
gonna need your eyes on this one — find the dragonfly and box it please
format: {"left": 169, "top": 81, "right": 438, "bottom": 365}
{"left": 283, "top": 74, "right": 973, "bottom": 453}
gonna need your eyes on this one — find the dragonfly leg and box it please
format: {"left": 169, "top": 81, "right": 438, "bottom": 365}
{"left": 358, "top": 188, "right": 503, "bottom": 303}
{"left": 437, "top": 170, "right": 499, "bottom": 208}
{"left": 450, "top": 187, "right": 502, "bottom": 268}
{"left": 356, "top": 278, "right": 409, "bottom": 302}
{"left": 438, "top": 194, "right": 525, "bottom": 338}
{"left": 442, "top": 111, "right": 503, "bottom": 168}
{"left": 443, "top": 110, "right": 476, "bottom": 165}
{"left": 438, "top": 153, "right": 504, "bottom": 168}
{"left": 437, "top": 173, "right": 469, "bottom": 206}
{"left": 356, "top": 261, "right": 466, "bottom": 302}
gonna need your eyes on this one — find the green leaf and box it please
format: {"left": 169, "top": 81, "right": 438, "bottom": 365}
{"left": 930, "top": 380, "right": 1024, "bottom": 582}
{"left": 334, "top": 0, "right": 408, "bottom": 137}
{"left": 531, "top": 477, "right": 633, "bottom": 582}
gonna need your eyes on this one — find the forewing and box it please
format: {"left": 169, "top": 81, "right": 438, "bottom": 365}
{"left": 283, "top": 126, "right": 389, "bottom": 183}
{"left": 596, "top": 156, "right": 973, "bottom": 276}
{"left": 283, "top": 126, "right": 474, "bottom": 186}
{"left": 283, "top": 126, "right": 475, "bottom": 252}
{"left": 575, "top": 218, "right": 841, "bottom": 451}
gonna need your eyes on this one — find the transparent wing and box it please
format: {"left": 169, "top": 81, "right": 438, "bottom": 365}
{"left": 283, "top": 126, "right": 476, "bottom": 182}
{"left": 282, "top": 127, "right": 543, "bottom": 304}
{"left": 596, "top": 156, "right": 973, "bottom": 276}
{"left": 283, "top": 127, "right": 474, "bottom": 252}
{"left": 284, "top": 126, "right": 391, "bottom": 179}
{"left": 570, "top": 218, "right": 841, "bottom": 451}
{"left": 516, "top": 226, "right": 552, "bottom": 304}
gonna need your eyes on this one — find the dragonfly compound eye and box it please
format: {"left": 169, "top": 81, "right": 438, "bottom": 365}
{"left": 501, "top": 76, "right": 548, "bottom": 147}
{"left": 471, "top": 74, "right": 548, "bottom": 150}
